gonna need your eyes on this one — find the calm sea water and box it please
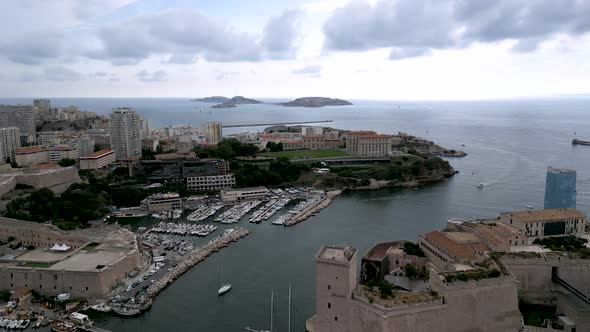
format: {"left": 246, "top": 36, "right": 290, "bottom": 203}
{"left": 2, "top": 97, "right": 590, "bottom": 331}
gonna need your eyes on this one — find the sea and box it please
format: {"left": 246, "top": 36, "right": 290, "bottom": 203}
{"left": 1, "top": 96, "right": 590, "bottom": 331}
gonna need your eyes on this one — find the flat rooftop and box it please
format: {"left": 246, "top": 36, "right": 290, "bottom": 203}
{"left": 317, "top": 245, "right": 355, "bottom": 263}
{"left": 50, "top": 250, "right": 126, "bottom": 272}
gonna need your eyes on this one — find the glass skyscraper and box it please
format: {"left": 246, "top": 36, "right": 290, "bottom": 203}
{"left": 544, "top": 167, "right": 577, "bottom": 209}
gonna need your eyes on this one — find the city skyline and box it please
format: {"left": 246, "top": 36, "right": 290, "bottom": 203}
{"left": 1, "top": 0, "right": 590, "bottom": 100}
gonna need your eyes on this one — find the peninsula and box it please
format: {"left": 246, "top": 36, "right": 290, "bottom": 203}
{"left": 211, "top": 96, "right": 263, "bottom": 108}
{"left": 279, "top": 97, "right": 353, "bottom": 107}
{"left": 189, "top": 96, "right": 229, "bottom": 103}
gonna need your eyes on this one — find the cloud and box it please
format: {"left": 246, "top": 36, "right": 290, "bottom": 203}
{"left": 292, "top": 65, "right": 322, "bottom": 75}
{"left": 90, "top": 9, "right": 267, "bottom": 65}
{"left": 0, "top": 30, "right": 63, "bottom": 65}
{"left": 136, "top": 70, "right": 167, "bottom": 82}
{"left": 95, "top": 71, "right": 108, "bottom": 77}
{"left": 389, "top": 47, "right": 432, "bottom": 60}
{"left": 216, "top": 71, "right": 239, "bottom": 81}
{"left": 262, "top": 9, "right": 303, "bottom": 59}
{"left": 324, "top": 0, "right": 456, "bottom": 51}
{"left": 16, "top": 72, "right": 39, "bottom": 82}
{"left": 323, "top": 0, "right": 590, "bottom": 59}
{"left": 44, "top": 66, "right": 82, "bottom": 81}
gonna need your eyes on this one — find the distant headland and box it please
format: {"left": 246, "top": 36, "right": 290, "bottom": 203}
{"left": 278, "top": 97, "right": 353, "bottom": 108}
{"left": 189, "top": 96, "right": 353, "bottom": 108}
{"left": 189, "top": 96, "right": 229, "bottom": 103}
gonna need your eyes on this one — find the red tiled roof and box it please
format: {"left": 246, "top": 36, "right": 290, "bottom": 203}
{"left": 31, "top": 163, "right": 61, "bottom": 169}
{"left": 503, "top": 208, "right": 586, "bottom": 222}
{"left": 346, "top": 130, "right": 377, "bottom": 135}
{"left": 424, "top": 231, "right": 488, "bottom": 261}
{"left": 15, "top": 146, "right": 45, "bottom": 154}
{"left": 359, "top": 134, "right": 393, "bottom": 139}
{"left": 51, "top": 145, "right": 74, "bottom": 151}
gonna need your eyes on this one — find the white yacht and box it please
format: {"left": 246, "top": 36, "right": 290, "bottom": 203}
{"left": 218, "top": 264, "right": 232, "bottom": 296}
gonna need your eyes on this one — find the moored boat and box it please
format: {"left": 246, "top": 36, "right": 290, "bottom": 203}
{"left": 50, "top": 320, "right": 77, "bottom": 332}
{"left": 112, "top": 305, "right": 142, "bottom": 317}
{"left": 90, "top": 302, "right": 112, "bottom": 312}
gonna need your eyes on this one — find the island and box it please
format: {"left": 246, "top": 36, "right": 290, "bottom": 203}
{"left": 189, "top": 96, "right": 229, "bottom": 103}
{"left": 278, "top": 97, "right": 353, "bottom": 108}
{"left": 211, "top": 96, "right": 263, "bottom": 108}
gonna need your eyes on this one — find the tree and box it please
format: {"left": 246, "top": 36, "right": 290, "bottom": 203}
{"left": 57, "top": 158, "right": 76, "bottom": 167}
{"left": 377, "top": 280, "right": 393, "bottom": 297}
{"left": 404, "top": 264, "right": 418, "bottom": 280}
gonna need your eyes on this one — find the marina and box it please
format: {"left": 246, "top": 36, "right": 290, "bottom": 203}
{"left": 148, "top": 222, "right": 218, "bottom": 237}
{"left": 187, "top": 204, "right": 224, "bottom": 222}
{"left": 214, "top": 201, "right": 261, "bottom": 223}
{"left": 249, "top": 198, "right": 291, "bottom": 223}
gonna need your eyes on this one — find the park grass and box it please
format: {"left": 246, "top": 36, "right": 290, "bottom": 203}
{"left": 261, "top": 149, "right": 350, "bottom": 160}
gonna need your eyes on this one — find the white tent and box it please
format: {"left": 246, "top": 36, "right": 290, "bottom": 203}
{"left": 50, "top": 243, "right": 71, "bottom": 251}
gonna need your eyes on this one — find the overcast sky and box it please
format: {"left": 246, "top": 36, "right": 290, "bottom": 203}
{"left": 1, "top": 0, "right": 589, "bottom": 100}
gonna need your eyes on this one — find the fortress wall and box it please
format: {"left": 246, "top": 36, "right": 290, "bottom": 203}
{"left": 431, "top": 276, "right": 523, "bottom": 332}
{"left": 0, "top": 176, "right": 16, "bottom": 197}
{"left": 15, "top": 167, "right": 81, "bottom": 188}
{"left": 502, "top": 257, "right": 590, "bottom": 295}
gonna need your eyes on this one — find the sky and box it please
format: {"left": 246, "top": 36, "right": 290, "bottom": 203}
{"left": 1, "top": 0, "right": 590, "bottom": 100}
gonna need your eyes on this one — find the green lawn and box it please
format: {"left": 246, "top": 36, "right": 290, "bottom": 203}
{"left": 23, "top": 262, "right": 56, "bottom": 268}
{"left": 261, "top": 149, "right": 349, "bottom": 160}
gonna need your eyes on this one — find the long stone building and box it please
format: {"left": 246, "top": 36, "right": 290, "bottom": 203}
{"left": 0, "top": 217, "right": 140, "bottom": 298}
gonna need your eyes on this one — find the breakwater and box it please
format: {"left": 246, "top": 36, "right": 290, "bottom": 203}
{"left": 284, "top": 191, "right": 341, "bottom": 226}
{"left": 143, "top": 228, "right": 250, "bottom": 306}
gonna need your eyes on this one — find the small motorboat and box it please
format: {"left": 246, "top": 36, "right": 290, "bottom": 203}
{"left": 476, "top": 183, "right": 484, "bottom": 189}
{"left": 90, "top": 302, "right": 112, "bottom": 312}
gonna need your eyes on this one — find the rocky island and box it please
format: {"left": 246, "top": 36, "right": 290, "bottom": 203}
{"left": 189, "top": 96, "right": 229, "bottom": 103}
{"left": 279, "top": 97, "right": 353, "bottom": 108}
{"left": 211, "top": 96, "right": 263, "bottom": 108}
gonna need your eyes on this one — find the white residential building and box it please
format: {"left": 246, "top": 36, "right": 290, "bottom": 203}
{"left": 142, "top": 193, "right": 182, "bottom": 213}
{"left": 221, "top": 187, "right": 269, "bottom": 202}
{"left": 0, "top": 127, "right": 21, "bottom": 163}
{"left": 110, "top": 108, "right": 142, "bottom": 160}
{"left": 0, "top": 105, "right": 36, "bottom": 143}
{"left": 201, "top": 122, "right": 223, "bottom": 144}
{"left": 140, "top": 117, "right": 152, "bottom": 139}
{"left": 187, "top": 174, "right": 236, "bottom": 192}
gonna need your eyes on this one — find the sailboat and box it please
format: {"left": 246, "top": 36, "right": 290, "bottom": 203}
{"left": 245, "top": 284, "right": 292, "bottom": 332}
{"left": 218, "top": 264, "right": 232, "bottom": 295}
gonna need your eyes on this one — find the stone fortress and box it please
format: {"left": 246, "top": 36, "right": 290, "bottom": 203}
{"left": 307, "top": 208, "right": 590, "bottom": 332}
{"left": 0, "top": 217, "right": 140, "bottom": 298}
